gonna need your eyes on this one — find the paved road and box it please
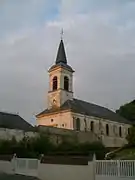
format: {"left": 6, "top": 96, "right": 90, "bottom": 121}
{"left": 0, "top": 173, "right": 40, "bottom": 180}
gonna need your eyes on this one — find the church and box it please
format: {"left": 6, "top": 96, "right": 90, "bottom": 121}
{"left": 36, "top": 37, "right": 132, "bottom": 147}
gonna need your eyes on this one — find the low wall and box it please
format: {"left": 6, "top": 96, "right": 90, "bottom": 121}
{"left": 10, "top": 157, "right": 94, "bottom": 180}
{"left": 0, "top": 157, "right": 135, "bottom": 180}
{"left": 0, "top": 126, "right": 97, "bottom": 145}
{"left": 38, "top": 162, "right": 94, "bottom": 180}
{"left": 0, "top": 128, "right": 37, "bottom": 141}
{"left": 38, "top": 125, "right": 98, "bottom": 144}
{"left": 0, "top": 126, "right": 127, "bottom": 148}
{"left": 0, "top": 160, "right": 13, "bottom": 174}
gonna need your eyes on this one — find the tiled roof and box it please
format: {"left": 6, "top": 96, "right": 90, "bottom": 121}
{"left": 37, "top": 98, "right": 132, "bottom": 125}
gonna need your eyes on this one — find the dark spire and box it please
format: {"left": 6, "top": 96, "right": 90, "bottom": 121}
{"left": 56, "top": 39, "right": 67, "bottom": 64}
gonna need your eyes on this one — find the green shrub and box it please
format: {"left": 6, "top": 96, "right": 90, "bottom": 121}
{"left": 0, "top": 134, "right": 106, "bottom": 159}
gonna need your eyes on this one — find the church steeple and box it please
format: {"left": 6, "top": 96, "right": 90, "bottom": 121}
{"left": 47, "top": 36, "right": 74, "bottom": 108}
{"left": 56, "top": 39, "right": 67, "bottom": 64}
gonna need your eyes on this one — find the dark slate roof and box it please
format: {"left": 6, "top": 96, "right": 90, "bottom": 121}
{"left": 49, "top": 39, "right": 74, "bottom": 72}
{"left": 0, "top": 112, "right": 33, "bottom": 131}
{"left": 37, "top": 98, "right": 132, "bottom": 125}
{"left": 56, "top": 39, "right": 67, "bottom": 64}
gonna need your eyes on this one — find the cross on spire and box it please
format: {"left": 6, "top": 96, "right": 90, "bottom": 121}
{"left": 56, "top": 30, "right": 67, "bottom": 65}
{"left": 60, "top": 28, "right": 64, "bottom": 40}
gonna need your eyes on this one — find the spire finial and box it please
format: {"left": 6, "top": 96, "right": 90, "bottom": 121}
{"left": 56, "top": 30, "right": 67, "bottom": 65}
{"left": 60, "top": 28, "right": 64, "bottom": 40}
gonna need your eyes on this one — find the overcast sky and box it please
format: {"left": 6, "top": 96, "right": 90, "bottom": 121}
{"left": 0, "top": 0, "right": 135, "bottom": 125}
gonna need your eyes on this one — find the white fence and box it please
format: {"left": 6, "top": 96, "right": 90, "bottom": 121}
{"left": 13, "top": 158, "right": 38, "bottom": 177}
{"left": 96, "top": 160, "right": 135, "bottom": 177}
{"left": 12, "top": 157, "right": 94, "bottom": 180}
{"left": 0, "top": 157, "right": 135, "bottom": 180}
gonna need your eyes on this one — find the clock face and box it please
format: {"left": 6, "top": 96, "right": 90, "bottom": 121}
{"left": 53, "top": 99, "right": 56, "bottom": 104}
{"left": 51, "top": 98, "right": 57, "bottom": 106}
{"left": 50, "top": 93, "right": 58, "bottom": 106}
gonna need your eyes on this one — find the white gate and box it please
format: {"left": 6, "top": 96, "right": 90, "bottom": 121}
{"left": 95, "top": 160, "right": 135, "bottom": 180}
{"left": 13, "top": 158, "right": 38, "bottom": 177}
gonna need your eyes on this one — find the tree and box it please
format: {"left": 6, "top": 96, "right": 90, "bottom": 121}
{"left": 116, "top": 100, "right": 135, "bottom": 122}
{"left": 126, "top": 125, "right": 135, "bottom": 146}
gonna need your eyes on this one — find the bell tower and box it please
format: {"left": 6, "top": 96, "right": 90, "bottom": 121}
{"left": 48, "top": 39, "right": 74, "bottom": 109}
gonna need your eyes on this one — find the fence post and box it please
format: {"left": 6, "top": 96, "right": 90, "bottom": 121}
{"left": 117, "top": 160, "right": 120, "bottom": 177}
{"left": 11, "top": 153, "right": 17, "bottom": 174}
{"left": 37, "top": 154, "right": 43, "bottom": 177}
{"left": 93, "top": 154, "right": 96, "bottom": 180}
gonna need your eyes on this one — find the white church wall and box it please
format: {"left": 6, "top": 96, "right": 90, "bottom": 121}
{"left": 71, "top": 113, "right": 99, "bottom": 132}
{"left": 49, "top": 67, "right": 73, "bottom": 92}
{"left": 37, "top": 111, "right": 73, "bottom": 129}
{"left": 48, "top": 67, "right": 73, "bottom": 108}
{"left": 49, "top": 68, "right": 61, "bottom": 91}
{"left": 60, "top": 68, "right": 73, "bottom": 92}
{"left": 71, "top": 112, "right": 131, "bottom": 147}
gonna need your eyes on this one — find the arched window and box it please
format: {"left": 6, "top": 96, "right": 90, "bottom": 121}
{"left": 76, "top": 118, "right": 80, "bottom": 131}
{"left": 64, "top": 76, "right": 69, "bottom": 91}
{"left": 53, "top": 76, "right": 57, "bottom": 90}
{"left": 119, "top": 126, "right": 122, "bottom": 137}
{"left": 106, "top": 124, "right": 109, "bottom": 136}
{"left": 128, "top": 128, "right": 130, "bottom": 135}
{"left": 51, "top": 119, "right": 53, "bottom": 122}
{"left": 91, "top": 121, "right": 94, "bottom": 132}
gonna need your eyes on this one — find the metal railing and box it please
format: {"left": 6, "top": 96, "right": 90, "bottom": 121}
{"left": 96, "top": 160, "right": 135, "bottom": 177}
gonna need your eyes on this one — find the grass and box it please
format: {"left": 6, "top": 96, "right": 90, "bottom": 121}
{"left": 113, "top": 147, "right": 135, "bottom": 160}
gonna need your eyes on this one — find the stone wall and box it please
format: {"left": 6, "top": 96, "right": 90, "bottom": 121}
{"left": 38, "top": 125, "right": 128, "bottom": 147}
{"left": 0, "top": 126, "right": 97, "bottom": 145}
{"left": 38, "top": 125, "right": 98, "bottom": 144}
{"left": 0, "top": 128, "right": 37, "bottom": 141}
{"left": 0, "top": 125, "right": 130, "bottom": 147}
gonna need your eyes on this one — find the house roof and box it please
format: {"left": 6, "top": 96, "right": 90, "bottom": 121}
{"left": 36, "top": 98, "right": 132, "bottom": 125}
{"left": 0, "top": 111, "right": 33, "bottom": 131}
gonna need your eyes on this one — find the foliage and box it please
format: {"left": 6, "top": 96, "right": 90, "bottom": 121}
{"left": 116, "top": 100, "right": 135, "bottom": 122}
{"left": 78, "top": 141, "right": 107, "bottom": 159}
{"left": 0, "top": 133, "right": 106, "bottom": 159}
{"left": 54, "top": 140, "right": 106, "bottom": 159}
{"left": 0, "top": 133, "right": 55, "bottom": 158}
{"left": 126, "top": 125, "right": 135, "bottom": 146}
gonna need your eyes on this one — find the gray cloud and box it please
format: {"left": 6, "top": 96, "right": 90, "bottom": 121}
{"left": 0, "top": 0, "right": 135, "bottom": 124}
